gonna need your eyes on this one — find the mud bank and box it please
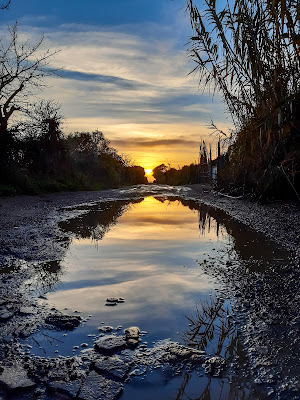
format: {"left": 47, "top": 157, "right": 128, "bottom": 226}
{"left": 0, "top": 184, "right": 299, "bottom": 400}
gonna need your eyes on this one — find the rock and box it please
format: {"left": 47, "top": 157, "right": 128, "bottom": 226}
{"left": 126, "top": 338, "right": 139, "bottom": 348}
{"left": 124, "top": 327, "right": 140, "bottom": 348}
{"left": 99, "top": 326, "right": 113, "bottom": 333}
{"left": 134, "top": 342, "right": 206, "bottom": 367}
{"left": 0, "top": 365, "right": 36, "bottom": 390}
{"left": 94, "top": 335, "right": 127, "bottom": 354}
{"left": 78, "top": 371, "right": 123, "bottom": 400}
{"left": 124, "top": 326, "right": 139, "bottom": 340}
{"left": 45, "top": 315, "right": 81, "bottom": 330}
{"left": 168, "top": 346, "right": 192, "bottom": 361}
{"left": 130, "top": 367, "right": 147, "bottom": 377}
{"left": 106, "top": 298, "right": 119, "bottom": 303}
{"left": 94, "top": 355, "right": 131, "bottom": 380}
{"left": 47, "top": 379, "right": 81, "bottom": 398}
{"left": 106, "top": 297, "right": 124, "bottom": 304}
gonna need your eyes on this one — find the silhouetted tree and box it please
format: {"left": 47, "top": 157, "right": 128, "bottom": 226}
{"left": 153, "top": 164, "right": 168, "bottom": 183}
{"left": 0, "top": 23, "right": 58, "bottom": 178}
{"left": 0, "top": 24, "right": 58, "bottom": 136}
{"left": 22, "top": 100, "right": 66, "bottom": 176}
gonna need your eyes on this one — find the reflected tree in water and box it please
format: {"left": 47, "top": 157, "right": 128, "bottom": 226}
{"left": 172, "top": 297, "right": 251, "bottom": 400}
{"left": 59, "top": 199, "right": 143, "bottom": 242}
{"left": 184, "top": 297, "right": 236, "bottom": 357}
{"left": 31, "top": 260, "right": 64, "bottom": 294}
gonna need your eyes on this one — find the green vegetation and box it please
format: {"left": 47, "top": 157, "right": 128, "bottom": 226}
{"left": 0, "top": 23, "right": 147, "bottom": 195}
{"left": 187, "top": 0, "right": 300, "bottom": 200}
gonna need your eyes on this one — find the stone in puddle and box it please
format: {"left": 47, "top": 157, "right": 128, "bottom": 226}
{"left": 106, "top": 297, "right": 125, "bottom": 304}
{"left": 151, "top": 342, "right": 206, "bottom": 364}
{"left": 45, "top": 314, "right": 81, "bottom": 330}
{"left": 99, "top": 326, "right": 113, "bottom": 333}
{"left": 78, "top": 371, "right": 123, "bottom": 400}
{"left": 94, "top": 335, "right": 127, "bottom": 354}
{"left": 124, "top": 326, "right": 140, "bottom": 348}
{"left": 106, "top": 297, "right": 119, "bottom": 303}
{"left": 0, "top": 365, "right": 36, "bottom": 390}
{"left": 94, "top": 355, "right": 131, "bottom": 380}
{"left": 124, "top": 326, "right": 139, "bottom": 339}
{"left": 47, "top": 379, "right": 81, "bottom": 398}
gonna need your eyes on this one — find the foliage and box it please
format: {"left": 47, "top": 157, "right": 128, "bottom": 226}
{"left": 153, "top": 163, "right": 200, "bottom": 185}
{"left": 187, "top": 0, "right": 300, "bottom": 199}
{"left": 0, "top": 125, "right": 148, "bottom": 194}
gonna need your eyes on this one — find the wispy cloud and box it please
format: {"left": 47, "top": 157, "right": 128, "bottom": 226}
{"left": 59, "top": 69, "right": 146, "bottom": 90}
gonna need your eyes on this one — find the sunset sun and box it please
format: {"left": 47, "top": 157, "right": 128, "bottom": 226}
{"left": 145, "top": 168, "right": 153, "bottom": 175}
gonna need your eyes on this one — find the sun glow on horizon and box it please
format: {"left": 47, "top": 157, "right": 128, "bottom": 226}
{"left": 145, "top": 168, "right": 153, "bottom": 175}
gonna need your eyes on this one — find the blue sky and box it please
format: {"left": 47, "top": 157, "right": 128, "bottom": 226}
{"left": 1, "top": 0, "right": 229, "bottom": 169}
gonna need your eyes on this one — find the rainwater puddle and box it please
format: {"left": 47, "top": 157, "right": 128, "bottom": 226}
{"left": 21, "top": 195, "right": 289, "bottom": 400}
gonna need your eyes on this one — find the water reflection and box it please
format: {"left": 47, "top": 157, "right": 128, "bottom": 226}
{"left": 184, "top": 297, "right": 236, "bottom": 356}
{"left": 18, "top": 195, "right": 292, "bottom": 399}
{"left": 28, "top": 196, "right": 289, "bottom": 334}
{"left": 177, "top": 297, "right": 251, "bottom": 400}
{"left": 59, "top": 199, "right": 143, "bottom": 241}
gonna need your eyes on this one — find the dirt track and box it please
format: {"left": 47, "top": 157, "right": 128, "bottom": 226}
{"left": 0, "top": 184, "right": 299, "bottom": 400}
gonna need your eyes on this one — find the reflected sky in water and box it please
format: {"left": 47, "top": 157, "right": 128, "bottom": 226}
{"left": 41, "top": 197, "right": 229, "bottom": 349}
{"left": 26, "top": 195, "right": 288, "bottom": 361}
{"left": 21, "top": 195, "right": 290, "bottom": 399}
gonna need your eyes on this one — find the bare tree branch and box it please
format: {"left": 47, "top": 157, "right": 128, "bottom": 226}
{"left": 0, "top": 23, "right": 60, "bottom": 134}
{"left": 0, "top": 1, "right": 11, "bottom": 10}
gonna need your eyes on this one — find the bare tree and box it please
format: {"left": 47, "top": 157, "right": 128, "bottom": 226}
{"left": 0, "top": 23, "right": 59, "bottom": 136}
{"left": 0, "top": 1, "right": 11, "bottom": 10}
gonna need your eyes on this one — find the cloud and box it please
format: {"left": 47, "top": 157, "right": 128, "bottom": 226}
{"left": 111, "top": 137, "right": 200, "bottom": 148}
{"left": 0, "top": 18, "right": 231, "bottom": 167}
{"left": 59, "top": 69, "right": 146, "bottom": 90}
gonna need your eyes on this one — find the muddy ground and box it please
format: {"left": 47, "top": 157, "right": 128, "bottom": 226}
{"left": 0, "top": 184, "right": 299, "bottom": 400}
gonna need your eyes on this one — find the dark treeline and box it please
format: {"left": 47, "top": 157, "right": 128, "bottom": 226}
{"left": 0, "top": 111, "right": 147, "bottom": 195}
{"left": 153, "top": 163, "right": 200, "bottom": 185}
{"left": 187, "top": 0, "right": 300, "bottom": 200}
{"left": 0, "top": 19, "right": 147, "bottom": 195}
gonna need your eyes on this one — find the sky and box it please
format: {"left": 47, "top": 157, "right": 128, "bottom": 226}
{"left": 0, "top": 0, "right": 231, "bottom": 171}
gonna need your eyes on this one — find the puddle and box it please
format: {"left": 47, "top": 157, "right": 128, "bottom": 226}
{"left": 19, "top": 195, "right": 290, "bottom": 399}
